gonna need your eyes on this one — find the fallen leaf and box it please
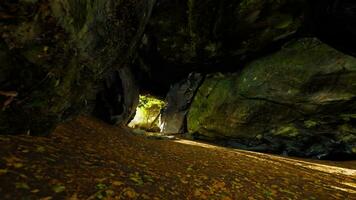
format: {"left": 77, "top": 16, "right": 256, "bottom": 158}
{"left": 14, "top": 163, "right": 24, "bottom": 168}
{"left": 129, "top": 172, "right": 144, "bottom": 185}
{"left": 36, "top": 146, "right": 46, "bottom": 153}
{"left": 112, "top": 181, "right": 124, "bottom": 186}
{"left": 123, "top": 187, "right": 137, "bottom": 198}
{"left": 31, "top": 189, "right": 40, "bottom": 193}
{"left": 39, "top": 197, "right": 53, "bottom": 200}
{"left": 51, "top": 184, "right": 66, "bottom": 193}
{"left": 0, "top": 169, "right": 8, "bottom": 175}
{"left": 96, "top": 183, "right": 107, "bottom": 190}
{"left": 68, "top": 193, "right": 79, "bottom": 200}
{"left": 15, "top": 182, "right": 30, "bottom": 190}
{"left": 105, "top": 189, "right": 115, "bottom": 196}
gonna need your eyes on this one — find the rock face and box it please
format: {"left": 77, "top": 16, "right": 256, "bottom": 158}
{"left": 139, "top": 0, "right": 306, "bottom": 66}
{"left": 187, "top": 38, "right": 356, "bottom": 159}
{"left": 0, "top": 0, "right": 154, "bottom": 135}
{"left": 160, "top": 73, "right": 204, "bottom": 133}
{"left": 133, "top": 0, "right": 308, "bottom": 96}
{"left": 93, "top": 67, "right": 139, "bottom": 125}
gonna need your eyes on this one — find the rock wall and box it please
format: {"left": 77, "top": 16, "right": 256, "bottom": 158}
{"left": 134, "top": 0, "right": 307, "bottom": 95}
{"left": 160, "top": 73, "right": 204, "bottom": 134}
{"left": 187, "top": 38, "right": 356, "bottom": 159}
{"left": 93, "top": 67, "right": 139, "bottom": 125}
{"left": 0, "top": 0, "right": 154, "bottom": 135}
{"left": 142, "top": 0, "right": 306, "bottom": 65}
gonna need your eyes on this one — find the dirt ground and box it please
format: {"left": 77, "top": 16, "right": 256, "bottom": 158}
{"left": 0, "top": 117, "right": 355, "bottom": 200}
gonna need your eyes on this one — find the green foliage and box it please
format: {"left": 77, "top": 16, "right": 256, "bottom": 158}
{"left": 129, "top": 95, "right": 165, "bottom": 131}
{"left": 340, "top": 114, "right": 356, "bottom": 122}
{"left": 138, "top": 95, "right": 165, "bottom": 110}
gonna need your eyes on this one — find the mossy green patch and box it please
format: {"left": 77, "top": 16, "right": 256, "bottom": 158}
{"left": 273, "top": 125, "right": 299, "bottom": 137}
{"left": 304, "top": 120, "right": 318, "bottom": 128}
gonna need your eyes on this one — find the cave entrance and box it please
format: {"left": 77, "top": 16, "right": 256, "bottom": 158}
{"left": 128, "top": 95, "right": 165, "bottom": 132}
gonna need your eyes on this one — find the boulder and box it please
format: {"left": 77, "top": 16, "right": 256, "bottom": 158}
{"left": 160, "top": 73, "right": 204, "bottom": 134}
{"left": 0, "top": 0, "right": 155, "bottom": 135}
{"left": 187, "top": 38, "right": 356, "bottom": 159}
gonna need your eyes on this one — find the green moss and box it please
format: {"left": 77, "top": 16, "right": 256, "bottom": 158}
{"left": 352, "top": 147, "right": 356, "bottom": 154}
{"left": 340, "top": 114, "right": 356, "bottom": 122}
{"left": 187, "top": 74, "right": 237, "bottom": 136}
{"left": 187, "top": 38, "right": 356, "bottom": 158}
{"left": 273, "top": 124, "right": 299, "bottom": 137}
{"left": 304, "top": 120, "right": 318, "bottom": 128}
{"left": 337, "top": 124, "right": 356, "bottom": 145}
{"left": 340, "top": 134, "right": 356, "bottom": 143}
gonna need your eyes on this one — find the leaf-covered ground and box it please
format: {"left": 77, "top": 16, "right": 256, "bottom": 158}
{"left": 0, "top": 117, "right": 355, "bottom": 200}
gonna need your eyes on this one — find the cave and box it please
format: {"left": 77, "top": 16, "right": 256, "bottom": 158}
{"left": 0, "top": 0, "right": 356, "bottom": 199}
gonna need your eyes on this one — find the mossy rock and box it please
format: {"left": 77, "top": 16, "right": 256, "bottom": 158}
{"left": 187, "top": 38, "right": 356, "bottom": 158}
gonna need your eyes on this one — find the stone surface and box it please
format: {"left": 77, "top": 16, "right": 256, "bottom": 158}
{"left": 160, "top": 73, "right": 204, "bottom": 134}
{"left": 0, "top": 0, "right": 155, "bottom": 135}
{"left": 140, "top": 0, "right": 306, "bottom": 66}
{"left": 187, "top": 38, "right": 356, "bottom": 159}
{"left": 93, "top": 67, "right": 139, "bottom": 125}
{"left": 133, "top": 0, "right": 307, "bottom": 96}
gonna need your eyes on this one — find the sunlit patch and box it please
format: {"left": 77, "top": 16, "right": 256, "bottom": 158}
{"left": 300, "top": 164, "right": 356, "bottom": 176}
{"left": 174, "top": 139, "right": 356, "bottom": 177}
{"left": 174, "top": 139, "right": 220, "bottom": 149}
{"left": 329, "top": 185, "right": 356, "bottom": 194}
{"left": 343, "top": 181, "right": 356, "bottom": 188}
{"left": 128, "top": 95, "right": 165, "bottom": 131}
{"left": 333, "top": 181, "right": 356, "bottom": 194}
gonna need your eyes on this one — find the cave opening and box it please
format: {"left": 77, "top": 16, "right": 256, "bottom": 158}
{"left": 128, "top": 95, "right": 165, "bottom": 132}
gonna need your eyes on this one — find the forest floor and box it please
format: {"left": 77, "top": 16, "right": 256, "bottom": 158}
{"left": 0, "top": 117, "right": 355, "bottom": 200}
